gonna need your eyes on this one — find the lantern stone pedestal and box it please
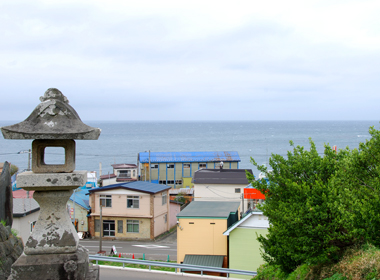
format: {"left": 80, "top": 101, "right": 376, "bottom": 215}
{"left": 1, "top": 89, "right": 101, "bottom": 280}
{"left": 8, "top": 172, "right": 99, "bottom": 280}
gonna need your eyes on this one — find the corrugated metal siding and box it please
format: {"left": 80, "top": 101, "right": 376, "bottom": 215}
{"left": 175, "top": 163, "right": 182, "bottom": 181}
{"left": 139, "top": 151, "right": 240, "bottom": 163}
{"left": 159, "top": 163, "right": 166, "bottom": 180}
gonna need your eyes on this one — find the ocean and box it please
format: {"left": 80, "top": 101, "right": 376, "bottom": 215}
{"left": 0, "top": 120, "right": 379, "bottom": 178}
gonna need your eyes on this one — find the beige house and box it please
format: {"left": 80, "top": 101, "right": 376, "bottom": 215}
{"left": 176, "top": 201, "right": 240, "bottom": 267}
{"left": 88, "top": 181, "right": 171, "bottom": 240}
{"left": 193, "top": 169, "right": 253, "bottom": 213}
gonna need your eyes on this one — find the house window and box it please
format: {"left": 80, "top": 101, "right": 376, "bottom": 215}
{"left": 133, "top": 170, "right": 136, "bottom": 177}
{"left": 183, "top": 163, "right": 190, "bottom": 168}
{"left": 175, "top": 180, "right": 182, "bottom": 185}
{"left": 159, "top": 180, "right": 166, "bottom": 184}
{"left": 164, "top": 214, "right": 167, "bottom": 223}
{"left": 117, "top": 220, "right": 123, "bottom": 233}
{"left": 30, "top": 221, "right": 36, "bottom": 233}
{"left": 100, "top": 195, "right": 112, "bottom": 207}
{"left": 103, "top": 220, "right": 115, "bottom": 237}
{"left": 199, "top": 163, "right": 206, "bottom": 169}
{"left": 162, "top": 192, "right": 167, "bottom": 205}
{"left": 118, "top": 170, "right": 131, "bottom": 178}
{"left": 167, "top": 164, "right": 174, "bottom": 169}
{"left": 127, "top": 196, "right": 139, "bottom": 208}
{"left": 127, "top": 220, "right": 139, "bottom": 233}
{"left": 235, "top": 188, "right": 241, "bottom": 193}
{"left": 151, "top": 164, "right": 158, "bottom": 169}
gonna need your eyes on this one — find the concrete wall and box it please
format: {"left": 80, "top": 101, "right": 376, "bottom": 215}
{"left": 177, "top": 218, "right": 228, "bottom": 264}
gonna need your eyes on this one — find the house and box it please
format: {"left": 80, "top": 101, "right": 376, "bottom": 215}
{"left": 138, "top": 151, "right": 241, "bottom": 189}
{"left": 88, "top": 181, "right": 171, "bottom": 240}
{"left": 192, "top": 169, "right": 253, "bottom": 213}
{"left": 66, "top": 187, "right": 91, "bottom": 234}
{"left": 12, "top": 189, "right": 40, "bottom": 244}
{"left": 176, "top": 201, "right": 240, "bottom": 273}
{"left": 100, "top": 164, "right": 138, "bottom": 187}
{"left": 169, "top": 201, "right": 181, "bottom": 229}
{"left": 223, "top": 211, "right": 269, "bottom": 278}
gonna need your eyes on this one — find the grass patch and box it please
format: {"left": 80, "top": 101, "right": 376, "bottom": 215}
{"left": 254, "top": 243, "right": 380, "bottom": 280}
{"left": 91, "top": 258, "right": 176, "bottom": 272}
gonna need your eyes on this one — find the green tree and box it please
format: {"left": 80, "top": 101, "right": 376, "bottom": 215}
{"left": 247, "top": 129, "right": 380, "bottom": 273}
{"left": 10, "top": 164, "right": 18, "bottom": 176}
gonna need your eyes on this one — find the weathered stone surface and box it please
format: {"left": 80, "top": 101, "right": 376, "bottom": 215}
{"left": 32, "top": 139, "right": 75, "bottom": 173}
{"left": 0, "top": 162, "right": 12, "bottom": 227}
{"left": 0, "top": 224, "right": 23, "bottom": 280}
{"left": 1, "top": 88, "right": 101, "bottom": 140}
{"left": 24, "top": 190, "right": 79, "bottom": 255}
{"left": 16, "top": 171, "right": 86, "bottom": 191}
{"left": 8, "top": 245, "right": 95, "bottom": 280}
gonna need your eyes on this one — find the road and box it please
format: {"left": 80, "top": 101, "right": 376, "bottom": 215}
{"left": 79, "top": 230, "right": 177, "bottom": 261}
{"left": 99, "top": 267, "right": 228, "bottom": 280}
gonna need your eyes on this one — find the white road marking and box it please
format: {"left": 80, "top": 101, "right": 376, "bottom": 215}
{"left": 132, "top": 245, "right": 169, "bottom": 249}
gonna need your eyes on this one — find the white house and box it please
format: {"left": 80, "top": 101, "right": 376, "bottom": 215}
{"left": 12, "top": 190, "right": 40, "bottom": 244}
{"left": 100, "top": 164, "right": 138, "bottom": 187}
{"left": 192, "top": 169, "right": 253, "bottom": 213}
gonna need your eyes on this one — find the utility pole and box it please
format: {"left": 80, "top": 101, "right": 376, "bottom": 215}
{"left": 99, "top": 203, "right": 103, "bottom": 254}
{"left": 149, "top": 150, "right": 151, "bottom": 183}
{"left": 241, "top": 193, "right": 245, "bottom": 216}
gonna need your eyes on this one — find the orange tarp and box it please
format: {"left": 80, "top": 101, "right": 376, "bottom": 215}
{"left": 244, "top": 188, "right": 265, "bottom": 199}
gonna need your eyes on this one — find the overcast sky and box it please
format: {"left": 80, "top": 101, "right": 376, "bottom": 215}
{"left": 0, "top": 0, "right": 379, "bottom": 121}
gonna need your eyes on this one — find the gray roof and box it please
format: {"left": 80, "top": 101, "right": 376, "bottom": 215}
{"left": 183, "top": 255, "right": 224, "bottom": 269}
{"left": 13, "top": 198, "right": 40, "bottom": 217}
{"left": 89, "top": 181, "right": 171, "bottom": 194}
{"left": 177, "top": 201, "right": 240, "bottom": 218}
{"left": 192, "top": 169, "right": 252, "bottom": 184}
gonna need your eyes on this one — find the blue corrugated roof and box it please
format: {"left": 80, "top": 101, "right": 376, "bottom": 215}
{"left": 139, "top": 151, "right": 240, "bottom": 163}
{"left": 88, "top": 181, "right": 171, "bottom": 194}
{"left": 69, "top": 188, "right": 91, "bottom": 210}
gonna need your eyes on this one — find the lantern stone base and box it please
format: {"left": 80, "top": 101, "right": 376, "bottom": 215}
{"left": 8, "top": 245, "right": 99, "bottom": 280}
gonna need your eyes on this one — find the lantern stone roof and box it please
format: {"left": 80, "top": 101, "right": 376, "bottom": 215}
{"left": 1, "top": 88, "right": 101, "bottom": 140}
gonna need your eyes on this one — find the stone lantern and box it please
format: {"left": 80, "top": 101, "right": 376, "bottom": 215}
{"left": 1, "top": 88, "right": 100, "bottom": 279}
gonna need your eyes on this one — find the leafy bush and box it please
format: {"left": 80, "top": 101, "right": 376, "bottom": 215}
{"left": 247, "top": 126, "right": 380, "bottom": 273}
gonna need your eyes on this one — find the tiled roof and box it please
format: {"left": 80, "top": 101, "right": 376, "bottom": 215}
{"left": 88, "top": 181, "right": 171, "bottom": 194}
{"left": 192, "top": 169, "right": 252, "bottom": 184}
{"left": 13, "top": 198, "right": 40, "bottom": 217}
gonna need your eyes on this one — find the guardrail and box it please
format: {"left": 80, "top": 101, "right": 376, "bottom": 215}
{"left": 89, "top": 255, "right": 257, "bottom": 278}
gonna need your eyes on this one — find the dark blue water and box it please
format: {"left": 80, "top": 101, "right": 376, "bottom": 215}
{"left": 0, "top": 121, "right": 378, "bottom": 177}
